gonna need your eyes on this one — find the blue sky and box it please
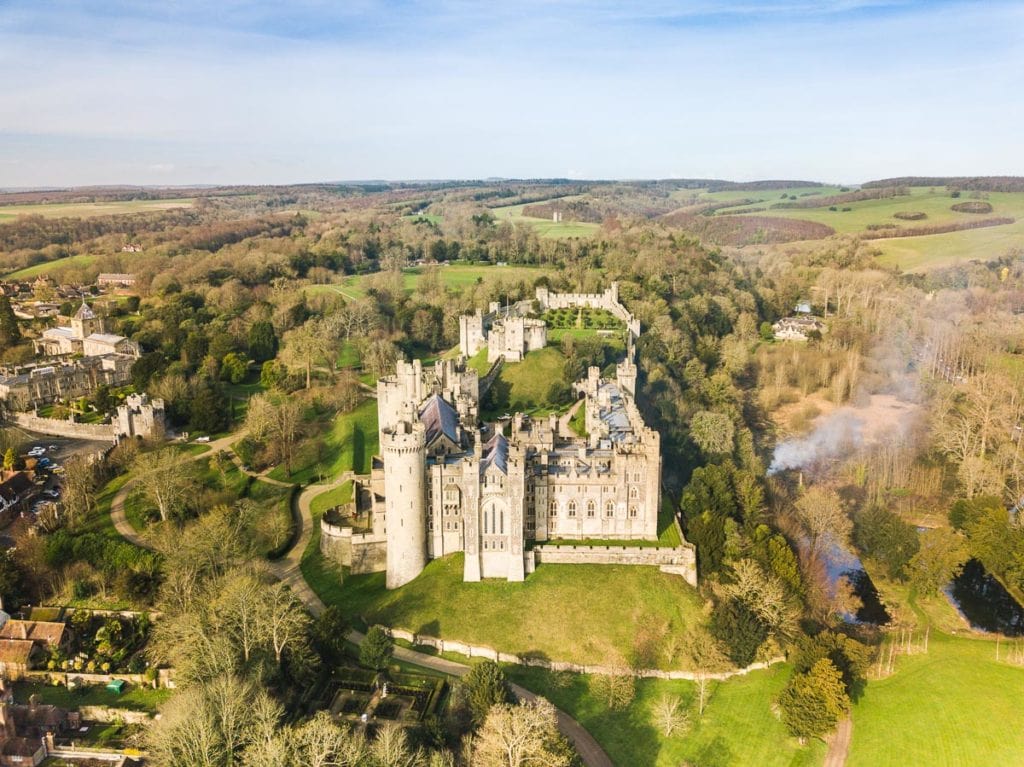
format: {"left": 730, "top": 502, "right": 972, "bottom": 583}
{"left": 1, "top": 0, "right": 1022, "bottom": 186}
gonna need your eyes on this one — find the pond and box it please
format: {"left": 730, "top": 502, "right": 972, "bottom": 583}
{"left": 944, "top": 558, "right": 1024, "bottom": 636}
{"left": 820, "top": 540, "right": 891, "bottom": 626}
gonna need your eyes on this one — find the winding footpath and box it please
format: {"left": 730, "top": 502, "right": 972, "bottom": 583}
{"left": 112, "top": 445, "right": 615, "bottom": 767}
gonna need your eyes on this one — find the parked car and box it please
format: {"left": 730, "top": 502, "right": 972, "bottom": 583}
{"left": 195, "top": 436, "right": 211, "bottom": 443}
{"left": 27, "top": 447, "right": 45, "bottom": 457}
{"left": 47, "top": 444, "right": 58, "bottom": 451}
{"left": 52, "top": 466, "right": 65, "bottom": 474}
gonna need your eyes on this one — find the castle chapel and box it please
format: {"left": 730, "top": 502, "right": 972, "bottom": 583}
{"left": 371, "top": 284, "right": 663, "bottom": 588}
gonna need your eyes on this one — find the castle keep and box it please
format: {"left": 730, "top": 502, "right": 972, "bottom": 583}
{"left": 321, "top": 284, "right": 695, "bottom": 588}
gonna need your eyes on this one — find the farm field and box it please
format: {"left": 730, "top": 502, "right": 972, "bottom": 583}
{"left": 0, "top": 197, "right": 194, "bottom": 221}
{"left": 307, "top": 551, "right": 705, "bottom": 667}
{"left": 505, "top": 664, "right": 825, "bottom": 767}
{"left": 717, "top": 188, "right": 1024, "bottom": 234}
{"left": 309, "top": 262, "right": 556, "bottom": 301}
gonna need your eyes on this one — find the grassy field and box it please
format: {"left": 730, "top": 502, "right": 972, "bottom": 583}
{"left": 268, "top": 398, "right": 378, "bottom": 483}
{"left": 490, "top": 201, "right": 601, "bottom": 238}
{"left": 309, "top": 263, "right": 556, "bottom": 301}
{"left": 848, "top": 631, "right": 1024, "bottom": 766}
{"left": 872, "top": 216, "right": 1024, "bottom": 272}
{"left": 506, "top": 664, "right": 824, "bottom": 767}
{"left": 7, "top": 254, "right": 107, "bottom": 279}
{"left": 13, "top": 681, "right": 170, "bottom": 713}
{"left": 308, "top": 552, "right": 705, "bottom": 667}
{"left": 0, "top": 197, "right": 193, "bottom": 222}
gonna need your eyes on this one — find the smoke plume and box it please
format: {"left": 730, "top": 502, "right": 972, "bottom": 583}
{"left": 768, "top": 410, "right": 865, "bottom": 475}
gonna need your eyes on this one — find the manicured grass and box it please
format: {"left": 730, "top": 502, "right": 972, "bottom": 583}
{"left": 337, "top": 340, "right": 361, "bottom": 369}
{"left": 483, "top": 346, "right": 568, "bottom": 418}
{"left": 13, "top": 681, "right": 170, "bottom": 713}
{"left": 315, "top": 552, "right": 705, "bottom": 667}
{"left": 268, "top": 398, "right": 379, "bottom": 483}
{"left": 505, "top": 664, "right": 824, "bottom": 767}
{"left": 310, "top": 480, "right": 354, "bottom": 519}
{"left": 224, "top": 374, "right": 267, "bottom": 423}
{"left": 848, "top": 631, "right": 1024, "bottom": 766}
{"left": 568, "top": 403, "right": 587, "bottom": 437}
{"left": 301, "top": 504, "right": 348, "bottom": 608}
{"left": 658, "top": 497, "right": 683, "bottom": 547}
{"left": 466, "top": 347, "right": 491, "bottom": 376}
{"left": 173, "top": 442, "right": 212, "bottom": 457}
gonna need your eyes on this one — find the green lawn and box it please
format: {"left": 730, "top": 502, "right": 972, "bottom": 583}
{"left": 310, "top": 480, "right": 354, "bottom": 519}
{"left": 872, "top": 215, "right": 1024, "bottom": 272}
{"left": 506, "top": 664, "right": 825, "bottom": 767}
{"left": 268, "top": 398, "right": 378, "bottom": 483}
{"left": 224, "top": 373, "right": 267, "bottom": 423}
{"left": 483, "top": 346, "right": 568, "bottom": 419}
{"left": 311, "top": 552, "right": 705, "bottom": 667}
{"left": 13, "top": 681, "right": 170, "bottom": 713}
{"left": 848, "top": 631, "right": 1024, "bottom": 766}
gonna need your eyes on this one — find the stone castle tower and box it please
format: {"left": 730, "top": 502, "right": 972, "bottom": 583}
{"left": 381, "top": 413, "right": 428, "bottom": 589}
{"left": 70, "top": 302, "right": 102, "bottom": 339}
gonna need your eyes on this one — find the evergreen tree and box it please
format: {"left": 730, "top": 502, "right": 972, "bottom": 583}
{"left": 778, "top": 659, "right": 850, "bottom": 740}
{"left": 709, "top": 597, "right": 767, "bottom": 667}
{"left": 188, "top": 380, "right": 230, "bottom": 433}
{"left": 359, "top": 625, "right": 393, "bottom": 671}
{"left": 248, "top": 320, "right": 278, "bottom": 363}
{"left": 461, "top": 660, "right": 512, "bottom": 725}
{"left": 0, "top": 296, "right": 21, "bottom": 351}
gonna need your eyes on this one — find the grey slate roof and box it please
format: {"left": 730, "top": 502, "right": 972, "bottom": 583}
{"left": 481, "top": 432, "right": 508, "bottom": 475}
{"left": 419, "top": 394, "right": 460, "bottom": 447}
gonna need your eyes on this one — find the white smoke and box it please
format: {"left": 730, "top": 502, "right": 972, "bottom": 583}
{"left": 768, "top": 410, "right": 865, "bottom": 475}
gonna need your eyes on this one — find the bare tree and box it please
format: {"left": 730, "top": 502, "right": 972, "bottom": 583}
{"left": 471, "top": 699, "right": 574, "bottom": 767}
{"left": 132, "top": 447, "right": 196, "bottom": 522}
{"left": 794, "top": 486, "right": 851, "bottom": 556}
{"left": 264, "top": 582, "right": 311, "bottom": 665}
{"left": 589, "top": 670, "right": 636, "bottom": 711}
{"left": 681, "top": 627, "right": 729, "bottom": 716}
{"left": 652, "top": 694, "right": 689, "bottom": 737}
{"left": 61, "top": 455, "right": 99, "bottom": 526}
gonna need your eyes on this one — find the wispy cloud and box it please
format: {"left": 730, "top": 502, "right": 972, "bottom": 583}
{"left": 1, "top": 0, "right": 1022, "bottom": 185}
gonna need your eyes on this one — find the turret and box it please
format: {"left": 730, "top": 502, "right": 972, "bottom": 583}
{"left": 381, "top": 420, "right": 427, "bottom": 589}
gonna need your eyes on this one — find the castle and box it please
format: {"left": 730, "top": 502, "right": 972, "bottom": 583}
{"left": 320, "top": 283, "right": 695, "bottom": 588}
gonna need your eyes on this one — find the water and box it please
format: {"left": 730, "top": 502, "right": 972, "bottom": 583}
{"left": 820, "top": 540, "right": 891, "bottom": 626}
{"left": 944, "top": 559, "right": 1024, "bottom": 636}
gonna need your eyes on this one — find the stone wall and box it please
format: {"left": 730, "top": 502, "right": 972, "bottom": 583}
{"left": 385, "top": 626, "right": 779, "bottom": 681}
{"left": 533, "top": 543, "right": 697, "bottom": 586}
{"left": 11, "top": 413, "right": 116, "bottom": 442}
{"left": 320, "top": 519, "right": 388, "bottom": 574}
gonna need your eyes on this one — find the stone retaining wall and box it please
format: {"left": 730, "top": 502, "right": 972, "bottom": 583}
{"left": 386, "top": 626, "right": 779, "bottom": 680}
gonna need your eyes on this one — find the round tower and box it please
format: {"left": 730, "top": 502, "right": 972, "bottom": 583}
{"left": 382, "top": 420, "right": 427, "bottom": 589}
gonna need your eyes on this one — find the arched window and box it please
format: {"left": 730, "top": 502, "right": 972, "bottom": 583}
{"left": 629, "top": 486, "right": 639, "bottom": 499}
{"left": 568, "top": 500, "right": 577, "bottom": 518}
{"left": 605, "top": 501, "right": 615, "bottom": 517}
{"left": 500, "top": 511, "right": 504, "bottom": 535}
{"left": 587, "top": 500, "right": 595, "bottom": 517}
{"left": 629, "top": 506, "right": 638, "bottom": 518}
{"left": 549, "top": 500, "right": 558, "bottom": 516}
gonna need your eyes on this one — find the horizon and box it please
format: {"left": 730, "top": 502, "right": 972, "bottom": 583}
{"left": 3, "top": 0, "right": 1024, "bottom": 186}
